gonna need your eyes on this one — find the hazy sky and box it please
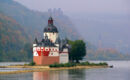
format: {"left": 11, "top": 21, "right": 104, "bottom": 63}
{"left": 15, "top": 0, "right": 130, "bottom": 15}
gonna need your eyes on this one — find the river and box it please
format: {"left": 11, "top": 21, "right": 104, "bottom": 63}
{"left": 0, "top": 61, "right": 130, "bottom": 80}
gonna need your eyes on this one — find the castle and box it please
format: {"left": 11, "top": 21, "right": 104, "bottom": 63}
{"left": 33, "top": 17, "right": 69, "bottom": 65}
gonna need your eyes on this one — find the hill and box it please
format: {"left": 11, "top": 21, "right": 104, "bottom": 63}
{"left": 0, "top": 13, "right": 32, "bottom": 61}
{"left": 0, "top": 0, "right": 81, "bottom": 41}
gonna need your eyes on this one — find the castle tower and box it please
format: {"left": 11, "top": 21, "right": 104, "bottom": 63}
{"left": 43, "top": 17, "right": 58, "bottom": 43}
{"left": 33, "top": 16, "right": 69, "bottom": 65}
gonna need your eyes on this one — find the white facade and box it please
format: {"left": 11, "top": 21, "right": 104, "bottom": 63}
{"left": 49, "top": 47, "right": 59, "bottom": 56}
{"left": 60, "top": 53, "right": 69, "bottom": 63}
{"left": 33, "top": 47, "right": 59, "bottom": 57}
{"left": 33, "top": 44, "right": 37, "bottom": 47}
{"left": 44, "top": 32, "right": 58, "bottom": 43}
{"left": 60, "top": 48, "right": 69, "bottom": 63}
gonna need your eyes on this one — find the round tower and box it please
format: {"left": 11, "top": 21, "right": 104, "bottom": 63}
{"left": 43, "top": 17, "right": 58, "bottom": 43}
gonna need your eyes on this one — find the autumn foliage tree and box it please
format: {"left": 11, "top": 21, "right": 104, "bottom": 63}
{"left": 69, "top": 40, "right": 86, "bottom": 63}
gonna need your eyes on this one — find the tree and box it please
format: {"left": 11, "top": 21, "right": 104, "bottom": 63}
{"left": 69, "top": 40, "right": 86, "bottom": 63}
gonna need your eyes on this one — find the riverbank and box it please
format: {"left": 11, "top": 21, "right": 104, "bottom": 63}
{"left": 0, "top": 65, "right": 109, "bottom": 74}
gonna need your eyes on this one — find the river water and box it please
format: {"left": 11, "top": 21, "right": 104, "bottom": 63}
{"left": 0, "top": 61, "right": 130, "bottom": 80}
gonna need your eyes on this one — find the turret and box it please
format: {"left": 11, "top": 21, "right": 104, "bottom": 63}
{"left": 33, "top": 38, "right": 38, "bottom": 47}
{"left": 43, "top": 17, "right": 58, "bottom": 43}
{"left": 48, "top": 17, "right": 53, "bottom": 25}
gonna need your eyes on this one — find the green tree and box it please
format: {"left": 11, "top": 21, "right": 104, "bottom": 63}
{"left": 69, "top": 40, "right": 86, "bottom": 63}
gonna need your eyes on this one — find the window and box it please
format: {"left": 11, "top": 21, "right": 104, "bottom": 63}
{"left": 46, "top": 49, "right": 48, "bottom": 51}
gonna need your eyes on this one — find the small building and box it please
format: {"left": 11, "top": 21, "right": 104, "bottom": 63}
{"left": 33, "top": 17, "right": 69, "bottom": 65}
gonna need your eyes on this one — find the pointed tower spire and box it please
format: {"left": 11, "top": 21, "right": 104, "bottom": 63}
{"left": 48, "top": 16, "right": 53, "bottom": 25}
{"left": 33, "top": 38, "right": 38, "bottom": 44}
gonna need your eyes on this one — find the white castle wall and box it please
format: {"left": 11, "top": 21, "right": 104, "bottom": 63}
{"left": 33, "top": 46, "right": 69, "bottom": 63}
{"left": 60, "top": 48, "right": 69, "bottom": 63}
{"left": 33, "top": 47, "right": 38, "bottom": 56}
{"left": 49, "top": 47, "right": 59, "bottom": 56}
{"left": 33, "top": 44, "right": 37, "bottom": 47}
{"left": 33, "top": 47, "right": 59, "bottom": 57}
{"left": 44, "top": 32, "right": 58, "bottom": 43}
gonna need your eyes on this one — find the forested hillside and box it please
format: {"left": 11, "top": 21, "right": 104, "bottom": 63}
{"left": 0, "top": 13, "right": 32, "bottom": 61}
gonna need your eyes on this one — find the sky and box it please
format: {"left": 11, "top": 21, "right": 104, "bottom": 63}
{"left": 15, "top": 0, "right": 130, "bottom": 15}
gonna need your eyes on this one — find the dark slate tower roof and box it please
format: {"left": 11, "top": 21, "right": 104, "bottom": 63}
{"left": 44, "top": 17, "right": 58, "bottom": 33}
{"left": 38, "top": 34, "right": 56, "bottom": 47}
{"left": 33, "top": 38, "right": 38, "bottom": 44}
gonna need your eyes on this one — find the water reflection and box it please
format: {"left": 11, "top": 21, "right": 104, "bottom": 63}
{"left": 68, "top": 69, "right": 86, "bottom": 80}
{"left": 33, "top": 70, "right": 69, "bottom": 80}
{"left": 33, "top": 69, "right": 86, "bottom": 80}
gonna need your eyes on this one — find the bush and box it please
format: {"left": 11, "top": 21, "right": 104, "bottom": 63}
{"left": 28, "top": 61, "right": 35, "bottom": 66}
{"left": 77, "top": 61, "right": 90, "bottom": 66}
{"left": 49, "top": 62, "right": 108, "bottom": 68}
{"left": 49, "top": 62, "right": 76, "bottom": 68}
{"left": 76, "top": 61, "right": 108, "bottom": 66}
{"left": 99, "top": 62, "right": 108, "bottom": 66}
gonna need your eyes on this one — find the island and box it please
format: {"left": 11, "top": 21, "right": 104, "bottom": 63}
{"left": 0, "top": 61, "right": 110, "bottom": 74}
